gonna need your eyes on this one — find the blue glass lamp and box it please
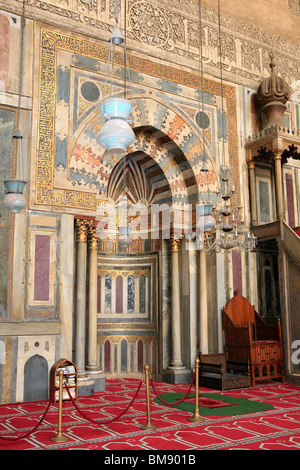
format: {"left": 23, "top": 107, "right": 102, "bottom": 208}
{"left": 3, "top": 130, "right": 27, "bottom": 213}
{"left": 98, "top": 19, "right": 135, "bottom": 155}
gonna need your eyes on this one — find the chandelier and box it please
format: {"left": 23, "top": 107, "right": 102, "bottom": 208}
{"left": 195, "top": 0, "right": 256, "bottom": 253}
{"left": 197, "top": 165, "right": 256, "bottom": 252}
{"left": 3, "top": 0, "right": 27, "bottom": 213}
{"left": 98, "top": 0, "right": 135, "bottom": 156}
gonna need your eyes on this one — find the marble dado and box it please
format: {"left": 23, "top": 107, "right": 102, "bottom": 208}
{"left": 1, "top": 0, "right": 299, "bottom": 88}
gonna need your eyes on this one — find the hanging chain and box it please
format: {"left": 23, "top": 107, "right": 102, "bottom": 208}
{"left": 198, "top": 0, "right": 205, "bottom": 158}
{"left": 217, "top": 0, "right": 226, "bottom": 167}
{"left": 198, "top": 0, "right": 211, "bottom": 202}
{"left": 16, "top": 0, "right": 26, "bottom": 130}
{"left": 123, "top": 0, "right": 133, "bottom": 103}
{"left": 114, "top": 0, "right": 119, "bottom": 24}
{"left": 124, "top": 0, "right": 127, "bottom": 98}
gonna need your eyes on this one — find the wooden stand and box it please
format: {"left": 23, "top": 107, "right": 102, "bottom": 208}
{"left": 50, "top": 369, "right": 69, "bottom": 443}
{"left": 50, "top": 358, "right": 78, "bottom": 402}
{"left": 188, "top": 358, "right": 205, "bottom": 422}
{"left": 141, "top": 365, "right": 156, "bottom": 430}
{"left": 199, "top": 353, "right": 251, "bottom": 391}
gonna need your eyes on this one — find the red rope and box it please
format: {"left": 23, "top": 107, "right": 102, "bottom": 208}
{"left": 0, "top": 387, "right": 56, "bottom": 442}
{"left": 64, "top": 380, "right": 143, "bottom": 425}
{"left": 0, "top": 376, "right": 146, "bottom": 442}
{"left": 150, "top": 370, "right": 195, "bottom": 406}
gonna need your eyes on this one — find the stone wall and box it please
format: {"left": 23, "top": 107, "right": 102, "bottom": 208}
{"left": 0, "top": 0, "right": 299, "bottom": 401}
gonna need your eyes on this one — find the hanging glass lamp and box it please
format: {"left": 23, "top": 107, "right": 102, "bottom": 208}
{"left": 3, "top": 179, "right": 26, "bottom": 213}
{"left": 98, "top": 4, "right": 135, "bottom": 155}
{"left": 4, "top": 130, "right": 27, "bottom": 213}
{"left": 99, "top": 97, "right": 135, "bottom": 155}
{"left": 3, "top": 1, "right": 27, "bottom": 213}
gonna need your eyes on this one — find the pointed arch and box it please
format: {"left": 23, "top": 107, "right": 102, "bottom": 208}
{"left": 68, "top": 96, "right": 218, "bottom": 204}
{"left": 130, "top": 98, "right": 218, "bottom": 191}
{"left": 107, "top": 150, "right": 172, "bottom": 206}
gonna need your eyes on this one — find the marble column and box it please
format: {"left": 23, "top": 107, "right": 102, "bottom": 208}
{"left": 161, "top": 238, "right": 171, "bottom": 371}
{"left": 86, "top": 226, "right": 100, "bottom": 373}
{"left": 60, "top": 214, "right": 74, "bottom": 360}
{"left": 199, "top": 250, "right": 208, "bottom": 354}
{"left": 168, "top": 235, "right": 185, "bottom": 370}
{"left": 248, "top": 160, "right": 258, "bottom": 226}
{"left": 75, "top": 219, "right": 90, "bottom": 378}
{"left": 189, "top": 246, "right": 198, "bottom": 363}
{"left": 274, "top": 153, "right": 284, "bottom": 220}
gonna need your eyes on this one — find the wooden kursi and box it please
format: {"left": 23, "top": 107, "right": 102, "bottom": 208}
{"left": 223, "top": 290, "right": 285, "bottom": 387}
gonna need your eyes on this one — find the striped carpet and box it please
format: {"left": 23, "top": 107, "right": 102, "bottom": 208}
{"left": 1, "top": 378, "right": 300, "bottom": 451}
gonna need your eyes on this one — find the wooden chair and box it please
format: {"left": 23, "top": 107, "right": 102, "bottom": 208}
{"left": 199, "top": 352, "right": 251, "bottom": 391}
{"left": 223, "top": 290, "right": 285, "bottom": 387}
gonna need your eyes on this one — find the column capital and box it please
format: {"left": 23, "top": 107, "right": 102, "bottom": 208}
{"left": 247, "top": 159, "right": 256, "bottom": 170}
{"left": 88, "top": 226, "right": 98, "bottom": 249}
{"left": 170, "top": 235, "right": 181, "bottom": 252}
{"left": 75, "top": 219, "right": 91, "bottom": 242}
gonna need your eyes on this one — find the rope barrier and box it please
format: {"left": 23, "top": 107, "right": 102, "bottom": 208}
{"left": 150, "top": 370, "right": 195, "bottom": 406}
{"left": 141, "top": 364, "right": 156, "bottom": 430}
{"left": 0, "top": 359, "right": 202, "bottom": 442}
{"left": 0, "top": 387, "right": 56, "bottom": 441}
{"left": 188, "top": 358, "right": 205, "bottom": 422}
{"left": 64, "top": 379, "right": 143, "bottom": 425}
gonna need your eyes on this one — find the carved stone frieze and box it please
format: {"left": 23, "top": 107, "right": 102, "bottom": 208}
{"left": 287, "top": 0, "right": 300, "bottom": 16}
{"left": 1, "top": 0, "right": 300, "bottom": 89}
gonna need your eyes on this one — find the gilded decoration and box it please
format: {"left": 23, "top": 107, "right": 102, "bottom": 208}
{"left": 169, "top": 235, "right": 180, "bottom": 252}
{"left": 98, "top": 334, "right": 158, "bottom": 345}
{"left": 88, "top": 226, "right": 99, "bottom": 247}
{"left": 75, "top": 218, "right": 91, "bottom": 241}
{"left": 33, "top": 27, "right": 240, "bottom": 213}
{"left": 98, "top": 269, "right": 149, "bottom": 278}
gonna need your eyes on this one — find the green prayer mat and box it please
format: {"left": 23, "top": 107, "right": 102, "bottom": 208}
{"left": 154, "top": 392, "right": 274, "bottom": 416}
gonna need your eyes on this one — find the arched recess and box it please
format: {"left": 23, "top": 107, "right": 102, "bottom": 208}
{"left": 68, "top": 96, "right": 218, "bottom": 205}
{"left": 130, "top": 98, "right": 219, "bottom": 198}
{"left": 107, "top": 148, "right": 172, "bottom": 206}
{"left": 24, "top": 354, "right": 48, "bottom": 402}
{"left": 126, "top": 126, "right": 196, "bottom": 206}
{"left": 106, "top": 146, "right": 174, "bottom": 240}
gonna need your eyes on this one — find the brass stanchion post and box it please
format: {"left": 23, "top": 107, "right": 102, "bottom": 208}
{"left": 188, "top": 358, "right": 205, "bottom": 422}
{"left": 141, "top": 364, "right": 157, "bottom": 430}
{"left": 51, "top": 369, "right": 69, "bottom": 442}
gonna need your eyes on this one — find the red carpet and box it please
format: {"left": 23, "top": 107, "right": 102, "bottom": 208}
{"left": 1, "top": 378, "right": 300, "bottom": 451}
